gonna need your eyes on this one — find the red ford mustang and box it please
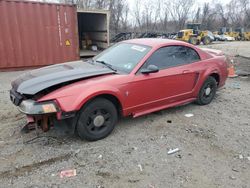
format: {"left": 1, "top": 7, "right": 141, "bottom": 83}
{"left": 10, "top": 39, "right": 228, "bottom": 141}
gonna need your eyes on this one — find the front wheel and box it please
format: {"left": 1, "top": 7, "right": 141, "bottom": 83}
{"left": 196, "top": 76, "right": 217, "bottom": 105}
{"left": 76, "top": 98, "right": 118, "bottom": 141}
{"left": 202, "top": 36, "right": 211, "bottom": 45}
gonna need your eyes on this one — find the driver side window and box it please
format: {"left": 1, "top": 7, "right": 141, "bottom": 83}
{"left": 142, "top": 46, "right": 200, "bottom": 70}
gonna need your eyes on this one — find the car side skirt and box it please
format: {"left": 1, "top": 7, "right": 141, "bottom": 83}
{"left": 132, "top": 98, "right": 196, "bottom": 118}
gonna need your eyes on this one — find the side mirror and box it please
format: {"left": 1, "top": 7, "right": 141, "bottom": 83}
{"left": 141, "top": 65, "right": 159, "bottom": 74}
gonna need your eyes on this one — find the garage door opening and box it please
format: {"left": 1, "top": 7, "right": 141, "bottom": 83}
{"left": 77, "top": 10, "right": 110, "bottom": 57}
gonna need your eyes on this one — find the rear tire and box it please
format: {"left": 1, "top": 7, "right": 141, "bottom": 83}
{"left": 196, "top": 76, "right": 217, "bottom": 105}
{"left": 76, "top": 98, "right": 118, "bottom": 141}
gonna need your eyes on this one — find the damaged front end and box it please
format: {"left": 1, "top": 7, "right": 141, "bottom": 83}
{"left": 10, "top": 88, "right": 78, "bottom": 133}
{"left": 19, "top": 99, "right": 58, "bottom": 132}
{"left": 9, "top": 60, "right": 116, "bottom": 134}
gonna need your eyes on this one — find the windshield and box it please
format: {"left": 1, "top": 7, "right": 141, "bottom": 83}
{"left": 93, "top": 43, "right": 151, "bottom": 73}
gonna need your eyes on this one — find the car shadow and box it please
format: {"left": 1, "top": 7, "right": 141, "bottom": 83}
{"left": 20, "top": 94, "right": 221, "bottom": 146}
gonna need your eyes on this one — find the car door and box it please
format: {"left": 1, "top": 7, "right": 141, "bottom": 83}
{"left": 126, "top": 45, "right": 201, "bottom": 113}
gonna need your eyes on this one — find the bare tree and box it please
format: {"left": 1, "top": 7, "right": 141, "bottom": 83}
{"left": 193, "top": 7, "right": 200, "bottom": 23}
{"left": 215, "top": 3, "right": 229, "bottom": 27}
{"left": 134, "top": 0, "right": 143, "bottom": 30}
{"left": 109, "top": 0, "right": 129, "bottom": 35}
{"left": 58, "top": 0, "right": 250, "bottom": 33}
{"left": 165, "top": 0, "right": 195, "bottom": 30}
{"left": 240, "top": 0, "right": 250, "bottom": 28}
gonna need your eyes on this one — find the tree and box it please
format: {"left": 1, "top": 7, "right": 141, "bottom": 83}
{"left": 166, "top": 0, "right": 195, "bottom": 30}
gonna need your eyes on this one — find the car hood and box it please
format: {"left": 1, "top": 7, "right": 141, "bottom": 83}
{"left": 11, "top": 60, "right": 115, "bottom": 95}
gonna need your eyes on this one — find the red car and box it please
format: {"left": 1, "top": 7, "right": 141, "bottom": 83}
{"left": 10, "top": 39, "right": 228, "bottom": 141}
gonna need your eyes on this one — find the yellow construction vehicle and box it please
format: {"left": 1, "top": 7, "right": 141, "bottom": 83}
{"left": 235, "top": 28, "right": 250, "bottom": 40}
{"left": 225, "top": 32, "right": 240, "bottom": 40}
{"left": 222, "top": 28, "right": 240, "bottom": 40}
{"left": 176, "top": 23, "right": 213, "bottom": 45}
{"left": 243, "top": 32, "right": 250, "bottom": 40}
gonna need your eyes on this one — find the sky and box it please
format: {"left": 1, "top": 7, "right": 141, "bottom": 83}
{"left": 127, "top": 0, "right": 232, "bottom": 9}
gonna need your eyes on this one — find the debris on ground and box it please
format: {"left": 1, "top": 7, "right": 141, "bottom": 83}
{"left": 138, "top": 164, "right": 143, "bottom": 172}
{"left": 176, "top": 154, "right": 182, "bottom": 159}
{"left": 185, "top": 114, "right": 194, "bottom": 118}
{"left": 230, "top": 82, "right": 241, "bottom": 89}
{"left": 96, "top": 185, "right": 104, "bottom": 188}
{"left": 239, "top": 154, "right": 244, "bottom": 159}
{"left": 167, "top": 148, "right": 180, "bottom": 155}
{"left": 60, "top": 169, "right": 77, "bottom": 178}
{"left": 128, "top": 179, "right": 140, "bottom": 183}
{"left": 229, "top": 175, "right": 236, "bottom": 180}
{"left": 132, "top": 147, "right": 138, "bottom": 151}
{"left": 74, "top": 149, "right": 81, "bottom": 155}
{"left": 232, "top": 168, "right": 239, "bottom": 172}
{"left": 98, "top": 155, "right": 103, "bottom": 159}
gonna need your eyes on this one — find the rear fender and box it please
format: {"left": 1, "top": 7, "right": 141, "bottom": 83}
{"left": 193, "top": 67, "right": 221, "bottom": 97}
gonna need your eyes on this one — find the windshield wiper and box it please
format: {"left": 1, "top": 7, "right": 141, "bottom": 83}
{"left": 95, "top": 60, "right": 117, "bottom": 72}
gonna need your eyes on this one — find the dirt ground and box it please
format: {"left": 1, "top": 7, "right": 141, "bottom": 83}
{"left": 0, "top": 41, "right": 250, "bottom": 188}
{"left": 205, "top": 41, "right": 250, "bottom": 58}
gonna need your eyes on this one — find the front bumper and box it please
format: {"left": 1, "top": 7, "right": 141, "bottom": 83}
{"left": 10, "top": 89, "right": 78, "bottom": 134}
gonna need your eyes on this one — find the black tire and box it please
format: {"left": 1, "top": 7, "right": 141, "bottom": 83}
{"left": 76, "top": 98, "right": 118, "bottom": 141}
{"left": 202, "top": 36, "right": 211, "bottom": 45}
{"left": 196, "top": 76, "right": 217, "bottom": 105}
{"left": 189, "top": 37, "right": 198, "bottom": 45}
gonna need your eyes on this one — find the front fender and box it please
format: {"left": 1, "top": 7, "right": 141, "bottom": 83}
{"left": 39, "top": 84, "right": 125, "bottom": 113}
{"left": 73, "top": 85, "right": 125, "bottom": 111}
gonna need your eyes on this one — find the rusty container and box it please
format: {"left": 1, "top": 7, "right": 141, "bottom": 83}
{"left": 0, "top": 0, "right": 79, "bottom": 69}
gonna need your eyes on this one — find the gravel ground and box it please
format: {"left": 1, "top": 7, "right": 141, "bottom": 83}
{"left": 0, "top": 42, "right": 250, "bottom": 188}
{"left": 204, "top": 41, "right": 250, "bottom": 58}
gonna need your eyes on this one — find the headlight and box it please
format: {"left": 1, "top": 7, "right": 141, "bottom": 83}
{"left": 18, "top": 100, "right": 58, "bottom": 115}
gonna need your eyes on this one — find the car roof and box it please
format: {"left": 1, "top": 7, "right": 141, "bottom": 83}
{"left": 122, "top": 38, "right": 191, "bottom": 48}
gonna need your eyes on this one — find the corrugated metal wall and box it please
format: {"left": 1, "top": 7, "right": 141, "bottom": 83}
{"left": 0, "top": 0, "right": 79, "bottom": 69}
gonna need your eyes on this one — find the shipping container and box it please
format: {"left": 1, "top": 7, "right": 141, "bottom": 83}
{"left": 0, "top": 0, "right": 110, "bottom": 69}
{"left": 77, "top": 9, "right": 110, "bottom": 57}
